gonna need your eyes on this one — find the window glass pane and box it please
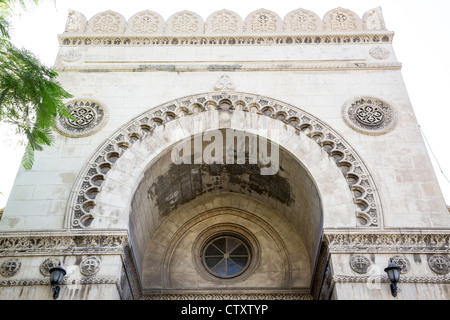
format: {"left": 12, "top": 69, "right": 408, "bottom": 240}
{"left": 226, "top": 237, "right": 241, "bottom": 253}
{"left": 212, "top": 238, "right": 226, "bottom": 252}
{"left": 203, "top": 235, "right": 251, "bottom": 278}
{"left": 205, "top": 257, "right": 223, "bottom": 269}
{"left": 227, "top": 259, "right": 241, "bottom": 275}
{"left": 212, "top": 259, "right": 227, "bottom": 277}
{"left": 205, "top": 244, "right": 223, "bottom": 256}
{"left": 229, "top": 244, "right": 247, "bottom": 256}
{"left": 230, "top": 257, "right": 248, "bottom": 269}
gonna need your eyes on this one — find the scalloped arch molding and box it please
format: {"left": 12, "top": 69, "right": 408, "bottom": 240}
{"left": 67, "top": 92, "right": 382, "bottom": 230}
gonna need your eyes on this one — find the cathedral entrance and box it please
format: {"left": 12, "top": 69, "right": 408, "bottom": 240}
{"left": 128, "top": 131, "right": 323, "bottom": 299}
{"left": 67, "top": 92, "right": 361, "bottom": 299}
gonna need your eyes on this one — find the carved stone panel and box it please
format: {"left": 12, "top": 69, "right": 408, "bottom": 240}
{"left": 342, "top": 97, "right": 398, "bottom": 135}
{"left": 56, "top": 99, "right": 108, "bottom": 138}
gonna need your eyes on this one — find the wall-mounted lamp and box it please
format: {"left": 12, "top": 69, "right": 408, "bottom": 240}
{"left": 49, "top": 265, "right": 66, "bottom": 299}
{"left": 384, "top": 259, "right": 401, "bottom": 297}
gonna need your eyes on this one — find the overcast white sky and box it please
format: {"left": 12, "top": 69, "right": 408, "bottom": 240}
{"left": 0, "top": 0, "right": 449, "bottom": 208}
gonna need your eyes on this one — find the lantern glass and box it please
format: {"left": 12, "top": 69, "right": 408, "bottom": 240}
{"left": 384, "top": 263, "right": 401, "bottom": 283}
{"left": 49, "top": 266, "right": 66, "bottom": 285}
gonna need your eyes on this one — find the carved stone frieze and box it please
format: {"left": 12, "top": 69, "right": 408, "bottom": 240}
{"left": 324, "top": 232, "right": 450, "bottom": 253}
{"left": 0, "top": 234, "right": 128, "bottom": 256}
{"left": 0, "top": 276, "right": 118, "bottom": 287}
{"left": 64, "top": 7, "right": 388, "bottom": 36}
{"left": 68, "top": 92, "right": 382, "bottom": 229}
{"left": 141, "top": 293, "right": 313, "bottom": 300}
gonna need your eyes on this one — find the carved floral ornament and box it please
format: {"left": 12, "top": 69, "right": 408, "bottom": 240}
{"left": 63, "top": 7, "right": 387, "bottom": 36}
{"left": 68, "top": 92, "right": 382, "bottom": 229}
{"left": 342, "top": 97, "right": 398, "bottom": 135}
{"left": 55, "top": 99, "right": 108, "bottom": 138}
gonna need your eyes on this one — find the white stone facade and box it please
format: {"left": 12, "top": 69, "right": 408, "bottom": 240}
{"left": 0, "top": 7, "right": 449, "bottom": 300}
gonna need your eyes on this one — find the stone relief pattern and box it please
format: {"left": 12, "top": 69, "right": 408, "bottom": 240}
{"left": 390, "top": 255, "right": 410, "bottom": 274}
{"left": 428, "top": 255, "right": 450, "bottom": 275}
{"left": 0, "top": 258, "right": 21, "bottom": 277}
{"left": 283, "top": 9, "right": 322, "bottom": 32}
{"left": 60, "top": 33, "right": 392, "bottom": 48}
{"left": 0, "top": 235, "right": 127, "bottom": 255}
{"left": 244, "top": 9, "right": 282, "bottom": 33}
{"left": 363, "top": 7, "right": 386, "bottom": 30}
{"left": 80, "top": 256, "right": 101, "bottom": 276}
{"left": 369, "top": 46, "right": 390, "bottom": 60}
{"left": 205, "top": 9, "right": 243, "bottom": 34}
{"left": 142, "top": 293, "right": 313, "bottom": 300}
{"left": 342, "top": 97, "right": 398, "bottom": 135}
{"left": 55, "top": 100, "right": 107, "bottom": 138}
{"left": 69, "top": 92, "right": 382, "bottom": 229}
{"left": 165, "top": 11, "right": 204, "bottom": 34}
{"left": 332, "top": 274, "right": 450, "bottom": 284}
{"left": 349, "top": 255, "right": 371, "bottom": 273}
{"left": 65, "top": 10, "right": 87, "bottom": 33}
{"left": 127, "top": 11, "right": 164, "bottom": 34}
{"left": 325, "top": 233, "right": 450, "bottom": 253}
{"left": 40, "top": 258, "right": 62, "bottom": 276}
{"left": 323, "top": 8, "right": 363, "bottom": 31}
{"left": 0, "top": 276, "right": 118, "bottom": 287}
{"left": 63, "top": 7, "right": 387, "bottom": 36}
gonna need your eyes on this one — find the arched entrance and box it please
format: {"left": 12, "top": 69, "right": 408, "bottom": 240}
{"left": 65, "top": 92, "right": 381, "bottom": 298}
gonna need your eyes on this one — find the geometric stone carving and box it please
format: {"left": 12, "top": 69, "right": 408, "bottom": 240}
{"left": 205, "top": 9, "right": 244, "bottom": 34}
{"left": 390, "top": 255, "right": 410, "bottom": 274}
{"left": 60, "top": 48, "right": 82, "bottom": 62}
{"left": 369, "top": 46, "right": 390, "bottom": 60}
{"left": 214, "top": 73, "right": 235, "bottom": 91}
{"left": 127, "top": 10, "right": 164, "bottom": 34}
{"left": 325, "top": 233, "right": 450, "bottom": 253}
{"left": 428, "top": 255, "right": 450, "bottom": 275}
{"left": 0, "top": 258, "right": 22, "bottom": 277}
{"left": 323, "top": 7, "right": 363, "bottom": 31}
{"left": 165, "top": 10, "right": 204, "bottom": 34}
{"left": 64, "top": 10, "right": 87, "bottom": 33}
{"left": 86, "top": 10, "right": 126, "bottom": 34}
{"left": 244, "top": 9, "right": 283, "bottom": 33}
{"left": 56, "top": 99, "right": 108, "bottom": 138}
{"left": 342, "top": 97, "right": 398, "bottom": 135}
{"left": 68, "top": 92, "right": 382, "bottom": 228}
{"left": 80, "top": 256, "right": 101, "bottom": 276}
{"left": 363, "top": 7, "right": 386, "bottom": 31}
{"left": 40, "top": 258, "right": 62, "bottom": 276}
{"left": 350, "top": 255, "right": 371, "bottom": 273}
{"left": 283, "top": 8, "right": 322, "bottom": 32}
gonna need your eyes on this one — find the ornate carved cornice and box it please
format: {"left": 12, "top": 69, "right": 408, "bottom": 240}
{"left": 324, "top": 231, "right": 450, "bottom": 253}
{"left": 0, "top": 233, "right": 128, "bottom": 256}
{"left": 61, "top": 7, "right": 391, "bottom": 40}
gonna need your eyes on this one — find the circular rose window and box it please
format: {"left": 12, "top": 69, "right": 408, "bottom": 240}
{"left": 202, "top": 235, "right": 251, "bottom": 278}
